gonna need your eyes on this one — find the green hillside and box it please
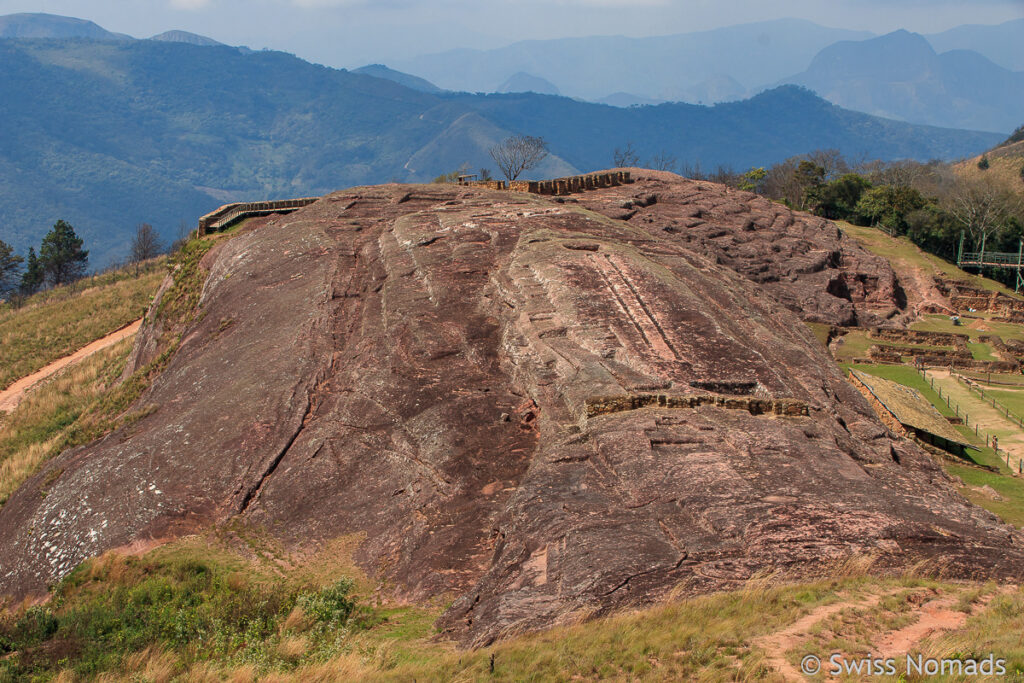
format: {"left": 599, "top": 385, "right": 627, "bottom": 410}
{"left": 0, "top": 38, "right": 1001, "bottom": 267}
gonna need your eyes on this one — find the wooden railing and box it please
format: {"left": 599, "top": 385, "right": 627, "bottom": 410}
{"left": 197, "top": 198, "right": 320, "bottom": 235}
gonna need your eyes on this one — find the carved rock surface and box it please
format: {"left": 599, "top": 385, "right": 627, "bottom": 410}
{"left": 0, "top": 177, "right": 1021, "bottom": 647}
{"left": 574, "top": 169, "right": 905, "bottom": 326}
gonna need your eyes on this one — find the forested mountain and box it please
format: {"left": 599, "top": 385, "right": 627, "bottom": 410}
{"left": 0, "top": 35, "right": 1002, "bottom": 266}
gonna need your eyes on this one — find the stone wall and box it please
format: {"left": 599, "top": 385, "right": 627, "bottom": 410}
{"left": 868, "top": 345, "right": 972, "bottom": 361}
{"left": 460, "top": 180, "right": 507, "bottom": 190}
{"left": 508, "top": 171, "right": 633, "bottom": 196}
{"left": 584, "top": 393, "right": 808, "bottom": 419}
{"left": 935, "top": 279, "right": 1024, "bottom": 317}
{"left": 869, "top": 328, "right": 969, "bottom": 348}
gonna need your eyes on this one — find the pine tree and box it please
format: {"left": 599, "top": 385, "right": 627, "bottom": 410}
{"left": 39, "top": 220, "right": 88, "bottom": 286}
{"left": 20, "top": 247, "right": 43, "bottom": 295}
{"left": 0, "top": 239, "right": 24, "bottom": 295}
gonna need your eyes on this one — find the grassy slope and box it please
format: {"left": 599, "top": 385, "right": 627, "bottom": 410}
{"left": 837, "top": 219, "right": 1021, "bottom": 298}
{"left": 955, "top": 139, "right": 1024, "bottom": 196}
{"left": 0, "top": 338, "right": 133, "bottom": 506}
{"left": 0, "top": 239, "right": 215, "bottom": 508}
{"left": 2, "top": 535, "right": 1023, "bottom": 681}
{"left": 0, "top": 260, "right": 165, "bottom": 389}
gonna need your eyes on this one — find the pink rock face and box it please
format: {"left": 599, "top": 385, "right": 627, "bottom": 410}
{"left": 0, "top": 177, "right": 1020, "bottom": 647}
{"left": 573, "top": 170, "right": 904, "bottom": 326}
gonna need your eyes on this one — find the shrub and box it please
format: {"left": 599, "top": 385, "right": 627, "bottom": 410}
{"left": 978, "top": 155, "right": 990, "bottom": 170}
{"left": 0, "top": 550, "right": 364, "bottom": 679}
{"left": 296, "top": 578, "right": 357, "bottom": 627}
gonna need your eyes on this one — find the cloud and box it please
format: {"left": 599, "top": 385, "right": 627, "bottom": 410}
{"left": 170, "top": 0, "right": 213, "bottom": 9}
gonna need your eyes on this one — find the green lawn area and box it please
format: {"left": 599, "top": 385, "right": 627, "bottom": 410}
{"left": 984, "top": 389, "right": 1024, "bottom": 417}
{"left": 834, "top": 331, "right": 873, "bottom": 361}
{"left": 967, "top": 341, "right": 999, "bottom": 361}
{"left": 911, "top": 314, "right": 1024, "bottom": 343}
{"left": 804, "top": 322, "right": 832, "bottom": 347}
{"left": 948, "top": 462, "right": 1024, "bottom": 527}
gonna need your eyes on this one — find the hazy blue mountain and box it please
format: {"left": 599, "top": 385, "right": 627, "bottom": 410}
{"left": 0, "top": 35, "right": 1000, "bottom": 268}
{"left": 783, "top": 30, "right": 1024, "bottom": 133}
{"left": 455, "top": 86, "right": 999, "bottom": 179}
{"left": 926, "top": 19, "right": 1024, "bottom": 72}
{"left": 351, "top": 64, "right": 444, "bottom": 93}
{"left": 496, "top": 72, "right": 560, "bottom": 95}
{"left": 596, "top": 92, "right": 666, "bottom": 108}
{"left": 0, "top": 12, "right": 130, "bottom": 40}
{"left": 680, "top": 74, "right": 749, "bottom": 105}
{"left": 403, "top": 112, "right": 577, "bottom": 179}
{"left": 149, "top": 30, "right": 224, "bottom": 47}
{"left": 394, "top": 19, "right": 873, "bottom": 101}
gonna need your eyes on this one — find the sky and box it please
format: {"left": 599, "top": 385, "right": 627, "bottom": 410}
{"left": 0, "top": 0, "right": 1021, "bottom": 67}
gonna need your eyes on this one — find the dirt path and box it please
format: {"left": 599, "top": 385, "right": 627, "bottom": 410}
{"left": 906, "top": 264, "right": 956, "bottom": 316}
{"left": 755, "top": 586, "right": 1001, "bottom": 682}
{"left": 928, "top": 369, "right": 1024, "bottom": 472}
{"left": 872, "top": 595, "right": 967, "bottom": 658}
{"left": 0, "top": 319, "right": 142, "bottom": 414}
{"left": 755, "top": 592, "right": 888, "bottom": 681}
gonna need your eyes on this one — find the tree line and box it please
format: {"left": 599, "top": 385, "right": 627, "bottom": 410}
{"left": 0, "top": 221, "right": 166, "bottom": 304}
{"left": 747, "top": 151, "right": 1024, "bottom": 270}
{"left": 613, "top": 140, "right": 1024, "bottom": 286}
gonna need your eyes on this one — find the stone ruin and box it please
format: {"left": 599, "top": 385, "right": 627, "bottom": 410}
{"left": 458, "top": 171, "right": 633, "bottom": 195}
{"left": 936, "top": 279, "right": 1024, "bottom": 322}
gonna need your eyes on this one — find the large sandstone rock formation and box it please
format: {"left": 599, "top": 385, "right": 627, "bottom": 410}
{"left": 1, "top": 174, "right": 1020, "bottom": 646}
{"left": 572, "top": 170, "right": 905, "bottom": 326}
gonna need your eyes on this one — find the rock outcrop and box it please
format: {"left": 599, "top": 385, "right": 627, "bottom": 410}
{"left": 1, "top": 175, "right": 1021, "bottom": 647}
{"left": 574, "top": 170, "right": 904, "bottom": 326}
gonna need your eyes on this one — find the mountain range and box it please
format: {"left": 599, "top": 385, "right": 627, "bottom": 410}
{"left": 394, "top": 19, "right": 873, "bottom": 102}
{"left": 782, "top": 29, "right": 1024, "bottom": 134}
{"left": 394, "top": 18, "right": 1023, "bottom": 133}
{"left": 0, "top": 14, "right": 1009, "bottom": 267}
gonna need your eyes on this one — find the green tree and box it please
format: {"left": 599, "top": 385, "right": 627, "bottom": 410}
{"left": 0, "top": 240, "right": 24, "bottom": 295}
{"left": 19, "top": 247, "right": 43, "bottom": 295}
{"left": 807, "top": 173, "right": 871, "bottom": 220}
{"left": 904, "top": 205, "right": 959, "bottom": 261}
{"left": 793, "top": 160, "right": 826, "bottom": 209}
{"left": 39, "top": 220, "right": 89, "bottom": 286}
{"left": 977, "top": 155, "right": 990, "bottom": 170}
{"left": 855, "top": 185, "right": 927, "bottom": 235}
{"left": 738, "top": 167, "right": 767, "bottom": 193}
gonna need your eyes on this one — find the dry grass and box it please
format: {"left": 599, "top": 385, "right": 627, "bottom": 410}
{"left": 6, "top": 533, "right": 1023, "bottom": 683}
{"left": 0, "top": 260, "right": 165, "bottom": 389}
{"left": 955, "top": 142, "right": 1024, "bottom": 197}
{"left": 837, "top": 220, "right": 1021, "bottom": 298}
{"left": 0, "top": 337, "right": 134, "bottom": 506}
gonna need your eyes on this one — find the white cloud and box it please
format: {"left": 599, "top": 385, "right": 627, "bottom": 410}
{"left": 170, "top": 0, "right": 213, "bottom": 9}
